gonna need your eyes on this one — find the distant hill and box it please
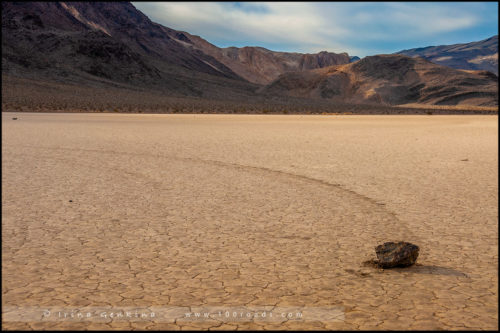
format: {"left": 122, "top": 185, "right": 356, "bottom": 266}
{"left": 180, "top": 34, "right": 351, "bottom": 84}
{"left": 261, "top": 54, "right": 498, "bottom": 106}
{"left": 396, "top": 36, "right": 498, "bottom": 75}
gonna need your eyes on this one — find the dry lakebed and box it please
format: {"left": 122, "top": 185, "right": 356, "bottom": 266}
{"left": 2, "top": 113, "right": 498, "bottom": 330}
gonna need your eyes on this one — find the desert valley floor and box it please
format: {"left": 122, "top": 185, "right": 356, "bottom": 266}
{"left": 2, "top": 113, "right": 498, "bottom": 330}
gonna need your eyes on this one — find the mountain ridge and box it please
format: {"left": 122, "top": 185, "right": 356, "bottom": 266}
{"left": 396, "top": 35, "right": 498, "bottom": 75}
{"left": 262, "top": 54, "right": 498, "bottom": 106}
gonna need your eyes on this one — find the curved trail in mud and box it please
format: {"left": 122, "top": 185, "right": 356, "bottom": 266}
{"left": 12, "top": 143, "right": 418, "bottom": 245}
{"left": 4, "top": 144, "right": 419, "bottom": 272}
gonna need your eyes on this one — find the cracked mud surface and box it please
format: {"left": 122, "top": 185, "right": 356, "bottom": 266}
{"left": 2, "top": 113, "right": 498, "bottom": 330}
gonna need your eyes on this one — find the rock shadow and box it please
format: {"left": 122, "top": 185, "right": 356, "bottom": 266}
{"left": 362, "top": 260, "right": 469, "bottom": 277}
{"left": 391, "top": 264, "right": 469, "bottom": 277}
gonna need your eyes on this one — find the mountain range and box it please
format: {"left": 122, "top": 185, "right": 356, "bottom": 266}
{"left": 397, "top": 35, "right": 498, "bottom": 76}
{"left": 2, "top": 1, "right": 498, "bottom": 110}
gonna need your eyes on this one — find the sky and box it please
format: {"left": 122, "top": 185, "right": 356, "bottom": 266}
{"left": 132, "top": 2, "right": 499, "bottom": 58}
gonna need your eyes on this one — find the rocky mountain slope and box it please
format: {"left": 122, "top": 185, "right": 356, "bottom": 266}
{"left": 1, "top": 1, "right": 257, "bottom": 99}
{"left": 261, "top": 54, "right": 498, "bottom": 106}
{"left": 396, "top": 35, "right": 498, "bottom": 75}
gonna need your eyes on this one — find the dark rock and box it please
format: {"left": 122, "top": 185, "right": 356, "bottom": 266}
{"left": 375, "top": 241, "right": 419, "bottom": 268}
{"left": 69, "top": 200, "right": 73, "bottom": 202}
{"left": 12, "top": 117, "right": 17, "bottom": 120}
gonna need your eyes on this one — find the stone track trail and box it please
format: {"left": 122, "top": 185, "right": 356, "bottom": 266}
{"left": 2, "top": 113, "right": 497, "bottom": 330}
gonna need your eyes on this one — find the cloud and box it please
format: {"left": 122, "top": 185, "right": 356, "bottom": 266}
{"left": 132, "top": 2, "right": 498, "bottom": 57}
{"left": 380, "top": 2, "right": 479, "bottom": 34}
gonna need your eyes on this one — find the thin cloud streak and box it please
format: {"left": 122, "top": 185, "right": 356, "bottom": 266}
{"left": 133, "top": 2, "right": 498, "bottom": 57}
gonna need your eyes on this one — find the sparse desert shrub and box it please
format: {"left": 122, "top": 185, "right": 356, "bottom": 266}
{"left": 2, "top": 75, "right": 496, "bottom": 115}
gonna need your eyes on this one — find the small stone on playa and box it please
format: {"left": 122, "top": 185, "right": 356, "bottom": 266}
{"left": 375, "top": 241, "right": 419, "bottom": 268}
{"left": 69, "top": 200, "right": 73, "bottom": 202}
{"left": 12, "top": 118, "right": 17, "bottom": 120}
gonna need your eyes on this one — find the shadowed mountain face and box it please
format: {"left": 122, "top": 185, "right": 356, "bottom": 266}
{"left": 1, "top": 1, "right": 256, "bottom": 98}
{"left": 261, "top": 55, "right": 498, "bottom": 106}
{"left": 396, "top": 36, "right": 498, "bottom": 75}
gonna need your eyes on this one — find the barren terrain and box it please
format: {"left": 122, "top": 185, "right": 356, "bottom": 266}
{"left": 2, "top": 113, "right": 498, "bottom": 330}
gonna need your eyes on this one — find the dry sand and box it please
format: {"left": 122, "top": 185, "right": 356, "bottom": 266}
{"left": 2, "top": 112, "right": 498, "bottom": 330}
